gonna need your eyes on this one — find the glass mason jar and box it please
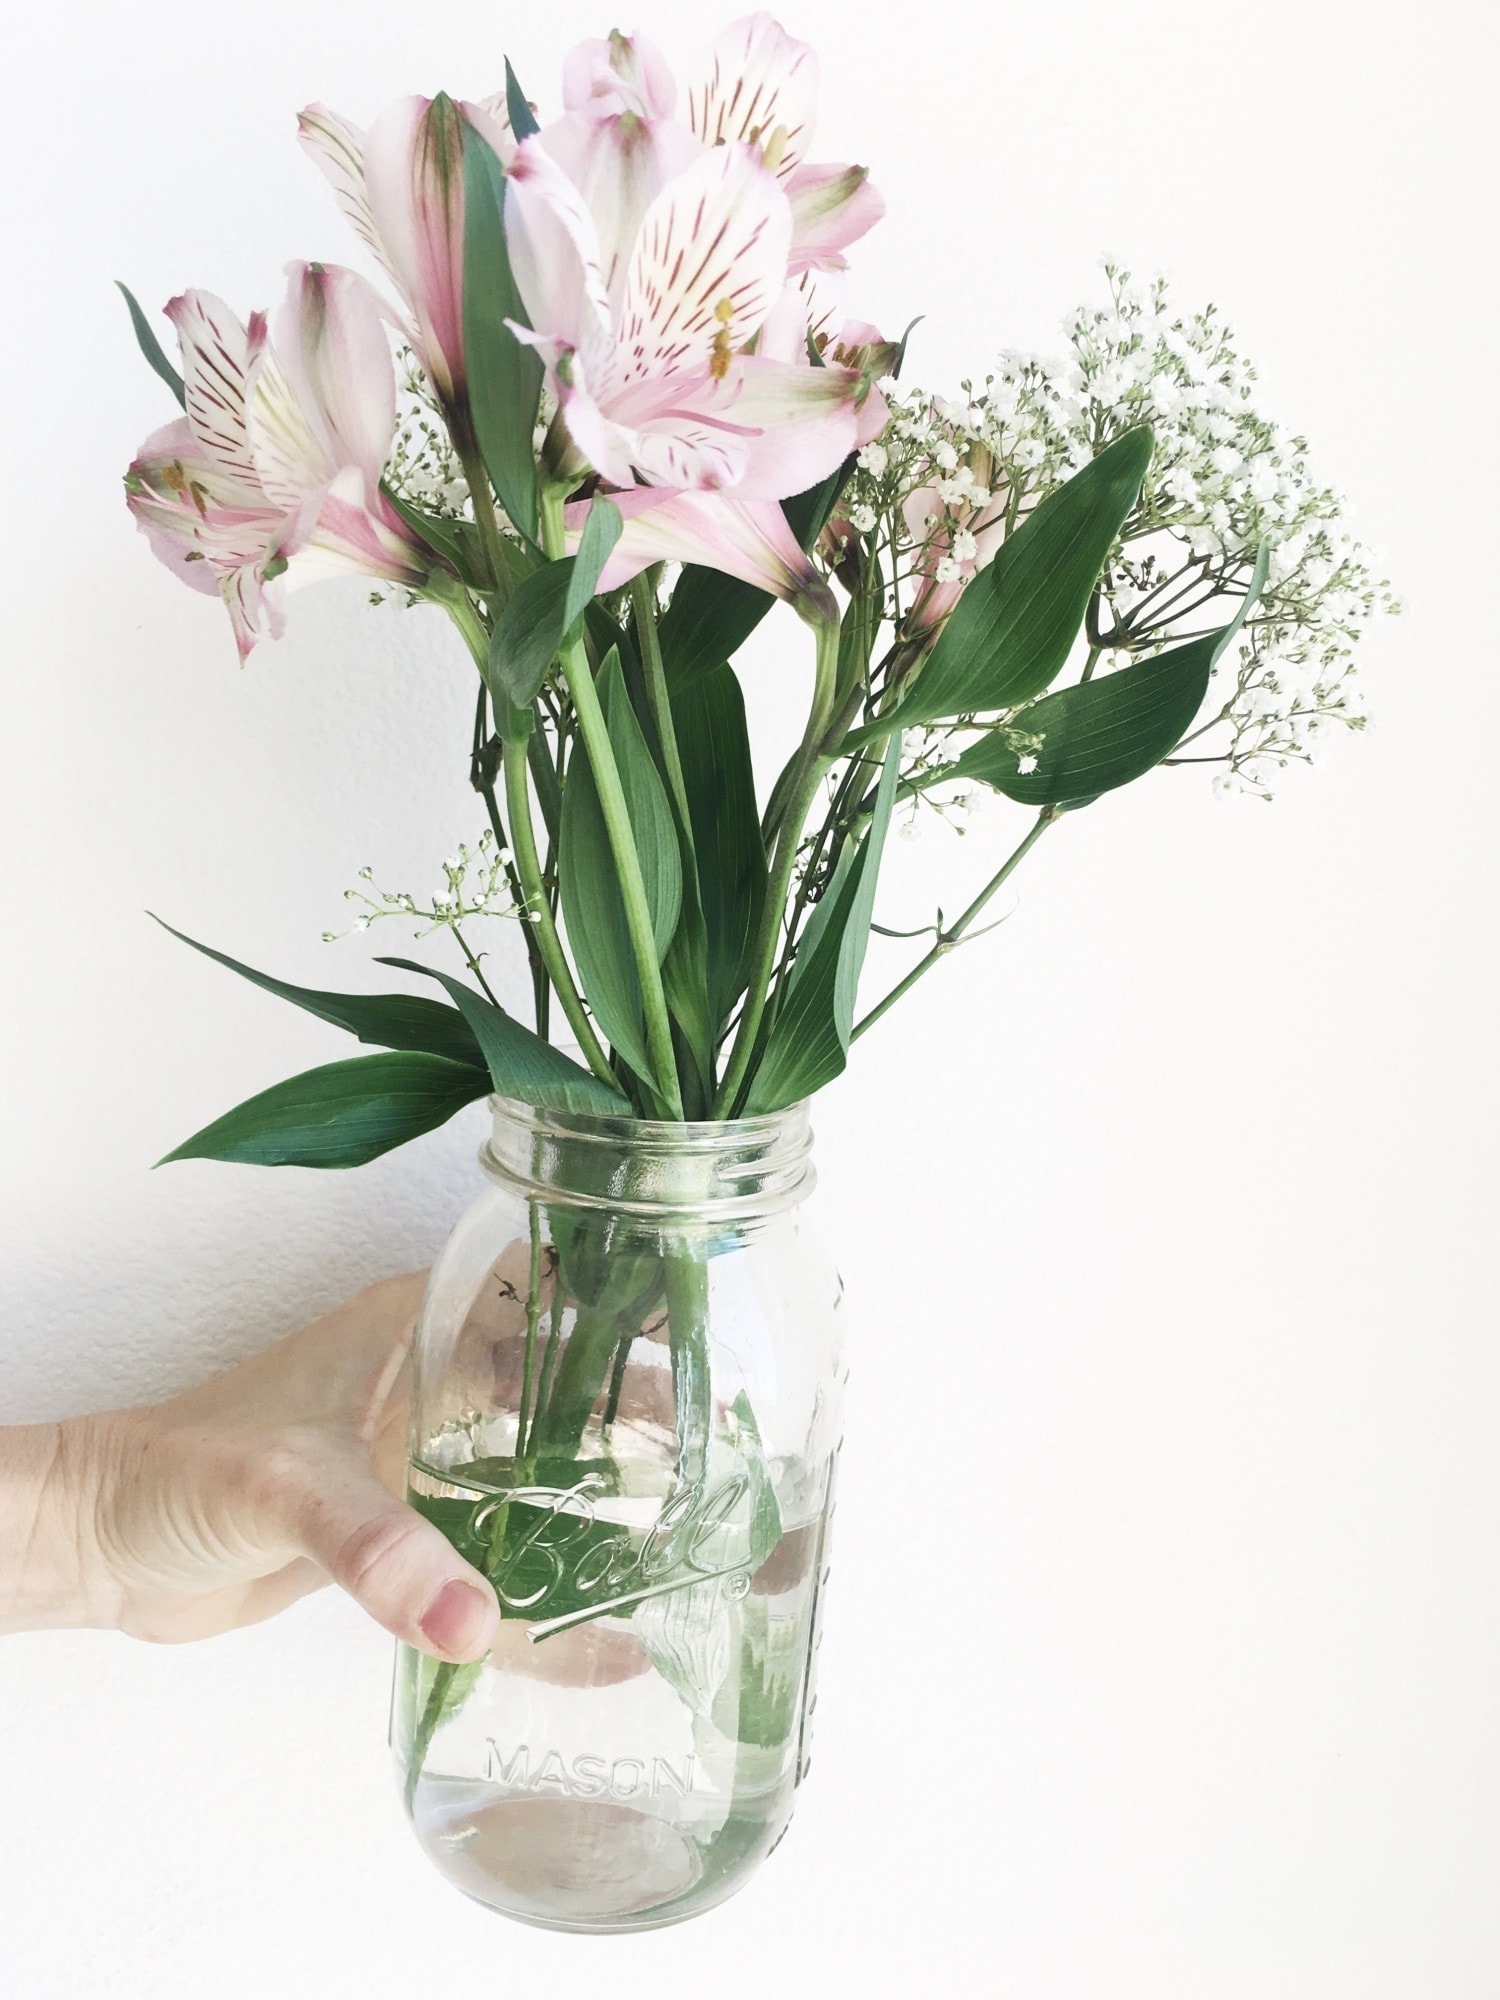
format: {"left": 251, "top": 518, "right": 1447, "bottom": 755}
{"left": 392, "top": 1094, "right": 845, "bottom": 1932}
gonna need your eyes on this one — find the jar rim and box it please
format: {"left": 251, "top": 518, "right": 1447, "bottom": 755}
{"left": 480, "top": 1094, "right": 815, "bottom": 1215}
{"left": 486, "top": 1092, "right": 810, "bottom": 1144}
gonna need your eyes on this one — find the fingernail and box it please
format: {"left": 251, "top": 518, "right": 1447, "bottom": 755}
{"left": 419, "top": 1578, "right": 494, "bottom": 1658}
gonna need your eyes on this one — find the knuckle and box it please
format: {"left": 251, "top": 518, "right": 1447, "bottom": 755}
{"left": 332, "top": 1507, "right": 426, "bottom": 1599}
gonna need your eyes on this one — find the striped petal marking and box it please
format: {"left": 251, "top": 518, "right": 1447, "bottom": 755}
{"left": 610, "top": 141, "right": 791, "bottom": 400}
{"left": 686, "top": 14, "right": 819, "bottom": 179}
{"left": 164, "top": 291, "right": 265, "bottom": 501}
{"left": 297, "top": 106, "right": 394, "bottom": 285}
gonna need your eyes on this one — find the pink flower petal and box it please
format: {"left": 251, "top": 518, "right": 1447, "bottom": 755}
{"left": 361, "top": 96, "right": 468, "bottom": 403}
{"left": 539, "top": 108, "right": 703, "bottom": 303}
{"left": 297, "top": 106, "right": 406, "bottom": 303}
{"left": 568, "top": 487, "right": 829, "bottom": 613}
{"left": 611, "top": 141, "right": 791, "bottom": 399}
{"left": 562, "top": 32, "right": 677, "bottom": 119}
{"left": 164, "top": 291, "right": 266, "bottom": 501}
{"left": 259, "top": 262, "right": 398, "bottom": 495}
{"left": 505, "top": 137, "right": 616, "bottom": 386}
{"left": 686, "top": 13, "right": 819, "bottom": 179}
{"left": 786, "top": 161, "right": 885, "bottom": 268}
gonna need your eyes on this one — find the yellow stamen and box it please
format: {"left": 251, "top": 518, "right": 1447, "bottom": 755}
{"left": 710, "top": 297, "right": 736, "bottom": 381}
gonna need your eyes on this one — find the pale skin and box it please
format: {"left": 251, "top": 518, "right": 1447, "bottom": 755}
{"left": 0, "top": 1272, "right": 500, "bottom": 1663}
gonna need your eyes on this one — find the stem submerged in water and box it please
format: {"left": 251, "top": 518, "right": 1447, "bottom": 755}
{"left": 664, "top": 1241, "right": 712, "bottom": 1490}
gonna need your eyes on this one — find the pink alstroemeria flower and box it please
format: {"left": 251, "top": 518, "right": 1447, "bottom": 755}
{"left": 503, "top": 16, "right": 887, "bottom": 608}
{"left": 686, "top": 14, "right": 885, "bottom": 276}
{"left": 298, "top": 93, "right": 513, "bottom": 414}
{"left": 125, "top": 263, "right": 427, "bottom": 658}
{"left": 505, "top": 135, "right": 861, "bottom": 498}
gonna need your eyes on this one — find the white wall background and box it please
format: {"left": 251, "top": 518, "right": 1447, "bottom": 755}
{"left": 2, "top": 1, "right": 1495, "bottom": 1993}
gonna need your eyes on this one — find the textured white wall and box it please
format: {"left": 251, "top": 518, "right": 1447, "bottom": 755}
{"left": 2, "top": 1, "right": 1496, "bottom": 1993}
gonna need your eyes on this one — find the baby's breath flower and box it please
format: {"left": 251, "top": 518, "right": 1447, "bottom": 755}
{"left": 323, "top": 829, "right": 520, "bottom": 942}
{"left": 833, "top": 263, "right": 1399, "bottom": 803}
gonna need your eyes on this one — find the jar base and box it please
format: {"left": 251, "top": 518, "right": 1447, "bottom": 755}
{"left": 411, "top": 1788, "right": 793, "bottom": 1932}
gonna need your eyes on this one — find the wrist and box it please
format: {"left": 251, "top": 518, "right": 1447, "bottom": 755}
{"left": 0, "top": 1411, "right": 133, "bottom": 1634}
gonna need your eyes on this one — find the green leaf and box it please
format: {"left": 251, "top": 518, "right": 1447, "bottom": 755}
{"left": 381, "top": 483, "right": 475, "bottom": 584}
{"left": 600, "top": 651, "right": 682, "bottom": 959}
{"left": 486, "top": 560, "right": 573, "bottom": 710}
{"left": 785, "top": 455, "right": 856, "bottom": 550}
{"left": 672, "top": 664, "right": 767, "bottom": 1030}
{"left": 845, "top": 428, "right": 1154, "bottom": 748}
{"left": 504, "top": 58, "right": 540, "bottom": 140}
{"left": 564, "top": 498, "right": 623, "bottom": 630}
{"left": 557, "top": 652, "right": 683, "bottom": 1090}
{"left": 116, "top": 281, "right": 185, "bottom": 407}
{"left": 660, "top": 880, "right": 714, "bottom": 1115}
{"left": 485, "top": 501, "right": 624, "bottom": 714}
{"left": 151, "top": 917, "right": 485, "bottom": 1066}
{"left": 559, "top": 751, "right": 650, "bottom": 1084}
{"left": 742, "top": 734, "right": 901, "bottom": 1113}
{"left": 658, "top": 464, "right": 855, "bottom": 691}
{"left": 375, "top": 959, "right": 629, "bottom": 1114}
{"left": 160, "top": 1052, "right": 490, "bottom": 1169}
{"left": 461, "top": 122, "right": 543, "bottom": 544}
{"left": 951, "top": 547, "right": 1269, "bottom": 808}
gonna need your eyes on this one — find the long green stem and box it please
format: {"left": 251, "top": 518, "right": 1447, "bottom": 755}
{"left": 455, "top": 621, "right": 548, "bottom": 1026}
{"left": 434, "top": 580, "right": 591, "bottom": 1054}
{"left": 851, "top": 807, "right": 1059, "bottom": 1041}
{"left": 529, "top": 1264, "right": 567, "bottom": 1449}
{"left": 515, "top": 1204, "right": 544, "bottom": 1469}
{"left": 502, "top": 735, "right": 618, "bottom": 1088}
{"left": 664, "top": 1241, "right": 711, "bottom": 1488}
{"left": 714, "top": 614, "right": 842, "bottom": 1115}
{"left": 450, "top": 923, "right": 499, "bottom": 1008}
{"left": 455, "top": 442, "right": 514, "bottom": 610}
{"left": 541, "top": 490, "right": 683, "bottom": 1118}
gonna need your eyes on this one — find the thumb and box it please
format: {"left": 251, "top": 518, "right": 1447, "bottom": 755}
{"left": 287, "top": 1454, "right": 499, "bottom": 1662}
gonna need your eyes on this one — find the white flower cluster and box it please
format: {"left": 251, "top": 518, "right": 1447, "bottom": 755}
{"left": 838, "top": 266, "right": 1400, "bottom": 799}
{"left": 837, "top": 389, "right": 1008, "bottom": 628}
{"left": 385, "top": 350, "right": 470, "bottom": 522}
{"left": 324, "top": 829, "right": 521, "bottom": 942}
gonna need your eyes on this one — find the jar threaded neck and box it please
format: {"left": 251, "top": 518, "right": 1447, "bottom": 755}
{"left": 480, "top": 1096, "right": 815, "bottom": 1217}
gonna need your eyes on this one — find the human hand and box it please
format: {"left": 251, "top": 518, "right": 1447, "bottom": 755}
{"left": 2, "top": 1273, "right": 500, "bottom": 1662}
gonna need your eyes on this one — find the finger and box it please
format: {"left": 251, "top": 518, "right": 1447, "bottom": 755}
{"left": 287, "top": 1457, "right": 498, "bottom": 1662}
{"left": 217, "top": 1271, "right": 430, "bottom": 1434}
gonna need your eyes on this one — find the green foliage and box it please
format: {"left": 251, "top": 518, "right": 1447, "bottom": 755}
{"left": 742, "top": 734, "right": 902, "bottom": 1113}
{"left": 843, "top": 427, "right": 1154, "bottom": 748}
{"left": 672, "top": 664, "right": 767, "bottom": 1032}
{"left": 486, "top": 501, "right": 623, "bottom": 713}
{"left": 381, "top": 483, "right": 477, "bottom": 586}
{"left": 160, "top": 1052, "right": 491, "bottom": 1169}
{"left": 952, "top": 544, "right": 1270, "bottom": 808}
{"left": 375, "top": 959, "right": 630, "bottom": 1114}
{"left": 151, "top": 917, "right": 485, "bottom": 1065}
{"left": 503, "top": 58, "right": 540, "bottom": 140}
{"left": 558, "top": 652, "right": 684, "bottom": 1092}
{"left": 116, "top": 281, "right": 185, "bottom": 407}
{"left": 461, "top": 122, "right": 543, "bottom": 544}
{"left": 486, "top": 562, "right": 573, "bottom": 712}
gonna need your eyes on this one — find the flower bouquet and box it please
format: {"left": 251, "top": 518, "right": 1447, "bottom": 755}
{"left": 121, "top": 11, "right": 1395, "bottom": 1933}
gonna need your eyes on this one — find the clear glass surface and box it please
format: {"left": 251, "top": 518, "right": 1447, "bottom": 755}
{"left": 393, "top": 1096, "right": 845, "bottom": 1931}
